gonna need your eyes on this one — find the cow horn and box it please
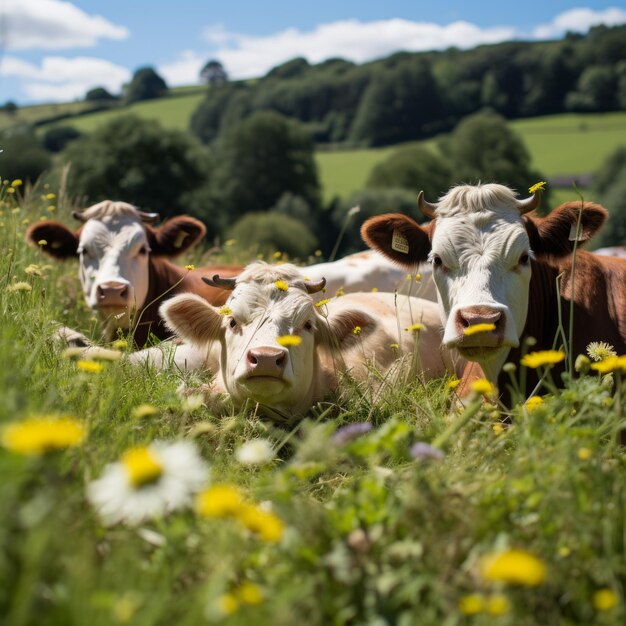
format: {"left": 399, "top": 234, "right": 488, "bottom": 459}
{"left": 72, "top": 210, "right": 87, "bottom": 222}
{"left": 417, "top": 191, "right": 437, "bottom": 219}
{"left": 138, "top": 210, "right": 160, "bottom": 224}
{"left": 517, "top": 191, "right": 542, "bottom": 215}
{"left": 305, "top": 277, "right": 326, "bottom": 294}
{"left": 202, "top": 275, "right": 237, "bottom": 290}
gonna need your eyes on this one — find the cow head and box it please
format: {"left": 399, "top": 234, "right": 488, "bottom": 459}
{"left": 159, "top": 262, "right": 379, "bottom": 413}
{"left": 26, "top": 201, "right": 206, "bottom": 328}
{"left": 361, "top": 184, "right": 607, "bottom": 378}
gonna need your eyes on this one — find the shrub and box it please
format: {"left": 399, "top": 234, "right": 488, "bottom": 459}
{"left": 0, "top": 131, "right": 52, "bottom": 183}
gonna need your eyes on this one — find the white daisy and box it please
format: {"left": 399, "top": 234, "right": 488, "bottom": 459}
{"left": 235, "top": 439, "right": 275, "bottom": 466}
{"left": 87, "top": 440, "right": 209, "bottom": 526}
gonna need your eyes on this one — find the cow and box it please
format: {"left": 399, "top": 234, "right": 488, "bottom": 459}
{"left": 594, "top": 246, "right": 626, "bottom": 259}
{"left": 300, "top": 250, "right": 436, "bottom": 301}
{"left": 26, "top": 201, "right": 241, "bottom": 347}
{"left": 361, "top": 183, "right": 626, "bottom": 399}
{"left": 145, "top": 262, "right": 460, "bottom": 415}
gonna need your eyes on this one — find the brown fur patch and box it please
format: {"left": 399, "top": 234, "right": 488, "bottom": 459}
{"left": 25, "top": 221, "right": 80, "bottom": 259}
{"left": 147, "top": 216, "right": 207, "bottom": 257}
{"left": 160, "top": 294, "right": 223, "bottom": 344}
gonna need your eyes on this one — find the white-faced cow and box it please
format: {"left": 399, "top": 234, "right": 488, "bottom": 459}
{"left": 152, "top": 262, "right": 460, "bottom": 415}
{"left": 26, "top": 201, "right": 241, "bottom": 347}
{"left": 361, "top": 183, "right": 626, "bottom": 398}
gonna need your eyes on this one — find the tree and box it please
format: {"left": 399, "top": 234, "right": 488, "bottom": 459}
{"left": 62, "top": 115, "right": 211, "bottom": 219}
{"left": 366, "top": 146, "right": 453, "bottom": 199}
{"left": 591, "top": 147, "right": 626, "bottom": 247}
{"left": 0, "top": 131, "right": 51, "bottom": 182}
{"left": 125, "top": 67, "right": 167, "bottom": 104}
{"left": 1, "top": 101, "right": 18, "bottom": 114}
{"left": 41, "top": 126, "right": 82, "bottom": 153}
{"left": 190, "top": 83, "right": 242, "bottom": 144}
{"left": 566, "top": 65, "right": 616, "bottom": 112}
{"left": 200, "top": 60, "right": 228, "bottom": 85}
{"left": 85, "top": 86, "right": 116, "bottom": 101}
{"left": 210, "top": 111, "right": 321, "bottom": 228}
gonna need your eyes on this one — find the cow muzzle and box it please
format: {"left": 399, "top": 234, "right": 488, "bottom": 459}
{"left": 245, "top": 346, "right": 288, "bottom": 382}
{"left": 96, "top": 281, "right": 131, "bottom": 308}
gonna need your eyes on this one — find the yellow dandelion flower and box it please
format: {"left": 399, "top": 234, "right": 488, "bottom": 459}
{"left": 577, "top": 447, "right": 592, "bottom": 461}
{"left": 447, "top": 378, "right": 461, "bottom": 390}
{"left": 272, "top": 251, "right": 282, "bottom": 259}
{"left": 112, "top": 339, "right": 129, "bottom": 350}
{"left": 352, "top": 326, "right": 362, "bottom": 335}
{"left": 406, "top": 273, "right": 412, "bottom": 281}
{"left": 235, "top": 582, "right": 264, "bottom": 605}
{"left": 592, "top": 588, "right": 619, "bottom": 611}
{"left": 218, "top": 306, "right": 233, "bottom": 316}
{"left": 196, "top": 485, "right": 245, "bottom": 518}
{"left": 45, "top": 192, "right": 56, "bottom": 200}
{"left": 335, "top": 288, "right": 345, "bottom": 297}
{"left": 11, "top": 179, "right": 23, "bottom": 187}
{"left": 47, "top": 205, "right": 56, "bottom": 213}
{"left": 492, "top": 423, "right": 504, "bottom": 436}
{"left": 184, "top": 264, "right": 195, "bottom": 270}
{"left": 520, "top": 350, "right": 565, "bottom": 368}
{"left": 405, "top": 323, "right": 424, "bottom": 332}
{"left": 7, "top": 188, "right": 15, "bottom": 194}
{"left": 590, "top": 355, "right": 626, "bottom": 374}
{"left": 37, "top": 239, "right": 47, "bottom": 246}
{"left": 131, "top": 404, "right": 158, "bottom": 419}
{"left": 471, "top": 378, "right": 494, "bottom": 396}
{"left": 121, "top": 447, "right": 163, "bottom": 487}
{"left": 7, "top": 281, "right": 32, "bottom": 292}
{"left": 315, "top": 298, "right": 331, "bottom": 308}
{"left": 216, "top": 593, "right": 239, "bottom": 616}
{"left": 224, "top": 238, "right": 236, "bottom": 247}
{"left": 371, "top": 287, "right": 379, "bottom": 292}
{"left": 276, "top": 335, "right": 302, "bottom": 347}
{"left": 528, "top": 181, "right": 547, "bottom": 194}
{"left": 22, "top": 218, "right": 31, "bottom": 225}
{"left": 314, "top": 249, "right": 322, "bottom": 257}
{"left": 458, "top": 594, "right": 484, "bottom": 615}
{"left": 486, "top": 594, "right": 510, "bottom": 615}
{"left": 275, "top": 280, "right": 289, "bottom": 291}
{"left": 525, "top": 396, "right": 544, "bottom": 411}
{"left": 2, "top": 416, "right": 85, "bottom": 455}
{"left": 481, "top": 548, "right": 547, "bottom": 586}
{"left": 238, "top": 504, "right": 284, "bottom": 543}
{"left": 76, "top": 359, "right": 104, "bottom": 373}
{"left": 463, "top": 323, "right": 496, "bottom": 336}
{"left": 587, "top": 341, "right": 616, "bottom": 362}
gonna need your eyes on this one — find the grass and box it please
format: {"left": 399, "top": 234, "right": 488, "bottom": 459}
{"left": 0, "top": 184, "right": 624, "bottom": 625}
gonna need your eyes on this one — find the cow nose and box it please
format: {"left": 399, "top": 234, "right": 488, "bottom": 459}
{"left": 246, "top": 347, "right": 288, "bottom": 377}
{"left": 455, "top": 306, "right": 504, "bottom": 336}
{"left": 97, "top": 281, "right": 129, "bottom": 306}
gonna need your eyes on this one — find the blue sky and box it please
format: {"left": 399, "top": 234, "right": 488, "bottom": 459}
{"left": 2, "top": 1, "right": 626, "bottom": 104}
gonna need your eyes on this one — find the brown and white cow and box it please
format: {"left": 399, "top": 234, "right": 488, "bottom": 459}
{"left": 151, "top": 262, "right": 460, "bottom": 415}
{"left": 26, "top": 201, "right": 241, "bottom": 347}
{"left": 361, "top": 183, "right": 626, "bottom": 398}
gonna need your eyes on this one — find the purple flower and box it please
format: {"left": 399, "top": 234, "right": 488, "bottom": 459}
{"left": 332, "top": 422, "right": 373, "bottom": 445}
{"left": 410, "top": 442, "right": 444, "bottom": 462}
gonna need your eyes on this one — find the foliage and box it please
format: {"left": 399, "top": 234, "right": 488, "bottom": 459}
{"left": 190, "top": 83, "right": 243, "bottom": 144}
{"left": 41, "top": 125, "right": 82, "bottom": 153}
{"left": 61, "top": 115, "right": 211, "bottom": 218}
{"left": 0, "top": 130, "right": 52, "bottom": 183}
{"left": 200, "top": 60, "right": 228, "bottom": 85}
{"left": 1, "top": 101, "right": 18, "bottom": 114}
{"left": 591, "top": 146, "right": 626, "bottom": 247}
{"left": 85, "top": 86, "right": 117, "bottom": 101}
{"left": 125, "top": 66, "right": 168, "bottom": 104}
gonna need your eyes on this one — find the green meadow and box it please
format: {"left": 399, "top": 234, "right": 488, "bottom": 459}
{"left": 0, "top": 184, "right": 624, "bottom": 625}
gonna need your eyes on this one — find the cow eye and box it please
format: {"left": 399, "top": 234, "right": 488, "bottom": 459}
{"left": 229, "top": 318, "right": 237, "bottom": 329}
{"left": 303, "top": 320, "right": 313, "bottom": 331}
{"left": 432, "top": 255, "right": 443, "bottom": 268}
{"left": 519, "top": 253, "right": 530, "bottom": 266}
{"left": 138, "top": 245, "right": 149, "bottom": 256}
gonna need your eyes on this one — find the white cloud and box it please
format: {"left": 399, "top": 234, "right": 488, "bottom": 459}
{"left": 159, "top": 51, "right": 206, "bottom": 87}
{"left": 195, "top": 18, "right": 517, "bottom": 80}
{"left": 1, "top": 0, "right": 129, "bottom": 50}
{"left": 533, "top": 7, "right": 626, "bottom": 39}
{"left": 1, "top": 55, "right": 131, "bottom": 101}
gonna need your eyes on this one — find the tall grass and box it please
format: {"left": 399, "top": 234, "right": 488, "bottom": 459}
{"left": 0, "top": 183, "right": 624, "bottom": 625}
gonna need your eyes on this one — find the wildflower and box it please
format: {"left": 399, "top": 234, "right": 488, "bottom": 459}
{"left": 558, "top": 546, "right": 571, "bottom": 558}
{"left": 184, "top": 264, "right": 195, "bottom": 270}
{"left": 87, "top": 440, "right": 209, "bottom": 526}
{"left": 235, "top": 439, "right": 275, "bottom": 465}
{"left": 352, "top": 326, "right": 362, "bottom": 335}
{"left": 181, "top": 394, "right": 204, "bottom": 412}
{"left": 216, "top": 593, "right": 239, "bottom": 616}
{"left": 131, "top": 404, "right": 158, "bottom": 419}
{"left": 471, "top": 378, "right": 494, "bottom": 396}
{"left": 7, "top": 281, "right": 32, "bottom": 292}
{"left": 587, "top": 341, "right": 616, "bottom": 361}
{"left": 590, "top": 355, "right": 626, "bottom": 374}
{"left": 2, "top": 416, "right": 85, "bottom": 455}
{"left": 520, "top": 350, "right": 565, "bottom": 368}
{"left": 238, "top": 504, "right": 284, "bottom": 543}
{"left": 481, "top": 548, "right": 547, "bottom": 586}
{"left": 24, "top": 264, "right": 42, "bottom": 276}
{"left": 492, "top": 423, "right": 504, "bottom": 436}
{"left": 235, "top": 582, "right": 263, "bottom": 605}
{"left": 447, "top": 378, "right": 461, "bottom": 390}
{"left": 37, "top": 239, "right": 47, "bottom": 246}
{"left": 272, "top": 251, "right": 282, "bottom": 259}
{"left": 487, "top": 594, "right": 510, "bottom": 615}
{"left": 315, "top": 298, "right": 331, "bottom": 308}
{"left": 405, "top": 323, "right": 424, "bottom": 332}
{"left": 458, "top": 594, "right": 484, "bottom": 615}
{"left": 575, "top": 354, "right": 591, "bottom": 374}
{"left": 218, "top": 305, "right": 233, "bottom": 316}
{"left": 528, "top": 181, "right": 547, "bottom": 194}
{"left": 592, "top": 588, "right": 619, "bottom": 611}
{"left": 275, "top": 280, "right": 289, "bottom": 291}
{"left": 47, "top": 205, "right": 56, "bottom": 213}
{"left": 45, "top": 192, "right": 56, "bottom": 199}
{"left": 276, "top": 335, "right": 302, "bottom": 347}
{"left": 577, "top": 447, "right": 592, "bottom": 461}
{"left": 410, "top": 441, "right": 445, "bottom": 461}
{"left": 314, "top": 249, "right": 322, "bottom": 257}
{"left": 76, "top": 359, "right": 104, "bottom": 373}
{"left": 11, "top": 179, "right": 23, "bottom": 187}
{"left": 463, "top": 323, "right": 496, "bottom": 336}
{"left": 348, "top": 205, "right": 361, "bottom": 217}
{"left": 196, "top": 484, "right": 245, "bottom": 518}
{"left": 332, "top": 422, "right": 373, "bottom": 445}
{"left": 525, "top": 396, "right": 544, "bottom": 411}
{"left": 224, "top": 238, "right": 236, "bottom": 247}
{"left": 371, "top": 287, "right": 379, "bottom": 292}
{"left": 112, "top": 339, "right": 129, "bottom": 350}
{"left": 335, "top": 288, "right": 345, "bottom": 297}
{"left": 7, "top": 188, "right": 15, "bottom": 194}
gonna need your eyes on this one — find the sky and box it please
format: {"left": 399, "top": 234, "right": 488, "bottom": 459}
{"left": 1, "top": 1, "right": 626, "bottom": 105}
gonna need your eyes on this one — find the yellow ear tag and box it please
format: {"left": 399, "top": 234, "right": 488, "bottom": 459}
{"left": 391, "top": 230, "right": 409, "bottom": 254}
{"left": 174, "top": 230, "right": 189, "bottom": 248}
{"left": 568, "top": 223, "right": 586, "bottom": 242}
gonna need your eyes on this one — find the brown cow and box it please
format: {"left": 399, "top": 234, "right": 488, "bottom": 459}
{"left": 361, "top": 183, "right": 626, "bottom": 400}
{"left": 26, "top": 201, "right": 241, "bottom": 347}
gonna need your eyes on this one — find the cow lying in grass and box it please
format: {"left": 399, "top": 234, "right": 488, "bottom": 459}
{"left": 26, "top": 201, "right": 241, "bottom": 347}
{"left": 140, "top": 262, "right": 460, "bottom": 415}
{"left": 362, "top": 183, "right": 626, "bottom": 398}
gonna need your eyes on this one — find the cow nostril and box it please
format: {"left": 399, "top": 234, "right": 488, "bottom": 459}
{"left": 120, "top": 286, "right": 128, "bottom": 299}
{"left": 276, "top": 353, "right": 286, "bottom": 367}
{"left": 247, "top": 352, "right": 258, "bottom": 365}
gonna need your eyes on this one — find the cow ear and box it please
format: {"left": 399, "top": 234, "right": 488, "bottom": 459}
{"left": 524, "top": 201, "right": 608, "bottom": 257}
{"left": 361, "top": 213, "right": 433, "bottom": 267}
{"left": 25, "top": 221, "right": 79, "bottom": 259}
{"left": 148, "top": 216, "right": 206, "bottom": 257}
{"left": 318, "top": 309, "right": 378, "bottom": 349}
{"left": 159, "top": 294, "right": 223, "bottom": 344}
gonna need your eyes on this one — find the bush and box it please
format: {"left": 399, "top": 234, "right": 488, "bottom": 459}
{"left": 0, "top": 131, "right": 51, "bottom": 183}
{"left": 125, "top": 67, "right": 167, "bottom": 104}
{"left": 41, "top": 126, "right": 82, "bottom": 153}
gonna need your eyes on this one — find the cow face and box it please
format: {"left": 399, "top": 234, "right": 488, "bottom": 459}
{"left": 160, "top": 263, "right": 376, "bottom": 412}
{"left": 361, "top": 184, "right": 607, "bottom": 377}
{"left": 26, "top": 201, "right": 205, "bottom": 329}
